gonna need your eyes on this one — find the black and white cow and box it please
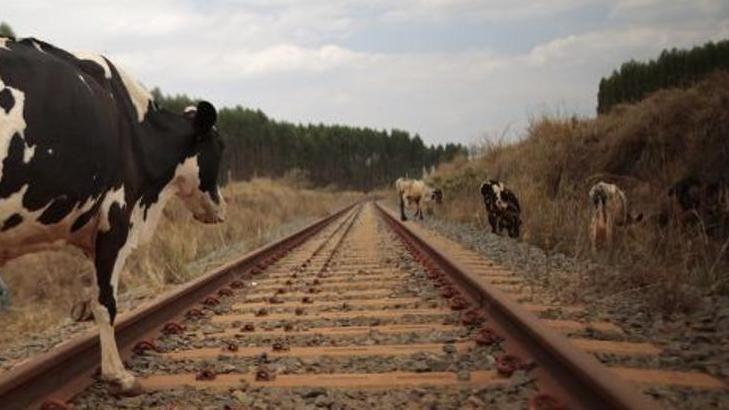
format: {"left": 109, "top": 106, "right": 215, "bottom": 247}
{"left": 0, "top": 38, "right": 226, "bottom": 393}
{"left": 480, "top": 180, "right": 521, "bottom": 238}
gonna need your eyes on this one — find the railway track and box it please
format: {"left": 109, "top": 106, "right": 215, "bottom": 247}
{"left": 0, "top": 201, "right": 722, "bottom": 409}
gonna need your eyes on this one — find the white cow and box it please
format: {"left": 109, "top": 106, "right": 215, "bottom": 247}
{"left": 588, "top": 182, "right": 642, "bottom": 252}
{"left": 395, "top": 177, "right": 441, "bottom": 221}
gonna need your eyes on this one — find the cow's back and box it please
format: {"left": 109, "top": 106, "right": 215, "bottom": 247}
{"left": 1, "top": 38, "right": 121, "bottom": 260}
{"left": 396, "top": 178, "right": 414, "bottom": 194}
{"left": 409, "top": 180, "right": 426, "bottom": 199}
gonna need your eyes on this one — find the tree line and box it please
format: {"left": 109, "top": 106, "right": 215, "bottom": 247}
{"left": 152, "top": 90, "right": 466, "bottom": 190}
{"left": 597, "top": 39, "right": 729, "bottom": 114}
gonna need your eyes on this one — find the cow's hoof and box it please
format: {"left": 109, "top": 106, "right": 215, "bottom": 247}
{"left": 108, "top": 377, "right": 144, "bottom": 397}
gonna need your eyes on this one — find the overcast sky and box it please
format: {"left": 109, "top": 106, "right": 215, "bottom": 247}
{"left": 4, "top": 1, "right": 729, "bottom": 145}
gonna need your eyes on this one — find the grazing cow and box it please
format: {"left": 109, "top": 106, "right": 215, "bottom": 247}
{"left": 668, "top": 176, "right": 729, "bottom": 237}
{"left": 480, "top": 180, "right": 521, "bottom": 238}
{"left": 667, "top": 177, "right": 703, "bottom": 224}
{"left": 588, "top": 182, "right": 642, "bottom": 252}
{"left": 0, "top": 38, "right": 226, "bottom": 393}
{"left": 395, "top": 177, "right": 440, "bottom": 221}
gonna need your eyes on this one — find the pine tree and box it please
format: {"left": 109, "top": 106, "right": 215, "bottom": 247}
{"left": 0, "top": 22, "right": 16, "bottom": 38}
{"left": 597, "top": 39, "right": 729, "bottom": 114}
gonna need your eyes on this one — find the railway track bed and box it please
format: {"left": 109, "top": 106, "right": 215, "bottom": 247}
{"left": 68, "top": 204, "right": 534, "bottom": 409}
{"left": 393, "top": 206, "right": 729, "bottom": 409}
{"left": 1, "top": 201, "right": 726, "bottom": 409}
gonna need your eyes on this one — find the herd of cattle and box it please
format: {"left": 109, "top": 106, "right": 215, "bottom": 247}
{"left": 396, "top": 176, "right": 729, "bottom": 252}
{"left": 395, "top": 176, "right": 523, "bottom": 239}
{"left": 395, "top": 177, "right": 525, "bottom": 239}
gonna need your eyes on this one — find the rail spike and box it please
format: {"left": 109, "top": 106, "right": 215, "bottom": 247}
{"left": 132, "top": 340, "right": 158, "bottom": 355}
{"left": 460, "top": 309, "right": 485, "bottom": 326}
{"left": 529, "top": 393, "right": 567, "bottom": 410}
{"left": 161, "top": 322, "right": 185, "bottom": 335}
{"left": 474, "top": 328, "right": 503, "bottom": 346}
{"left": 218, "top": 288, "right": 234, "bottom": 297}
{"left": 40, "top": 399, "right": 69, "bottom": 410}
{"left": 185, "top": 308, "right": 205, "bottom": 319}
{"left": 202, "top": 296, "right": 220, "bottom": 306}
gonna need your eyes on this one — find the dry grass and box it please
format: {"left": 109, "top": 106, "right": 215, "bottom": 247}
{"left": 0, "top": 179, "right": 360, "bottom": 344}
{"left": 429, "top": 71, "right": 729, "bottom": 312}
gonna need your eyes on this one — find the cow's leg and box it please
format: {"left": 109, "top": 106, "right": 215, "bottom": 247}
{"left": 89, "top": 297, "right": 140, "bottom": 393}
{"left": 400, "top": 194, "right": 408, "bottom": 221}
{"left": 91, "top": 211, "right": 141, "bottom": 395}
{"left": 605, "top": 215, "right": 614, "bottom": 249}
{"left": 589, "top": 216, "right": 597, "bottom": 253}
{"left": 507, "top": 218, "right": 517, "bottom": 238}
{"left": 488, "top": 213, "right": 498, "bottom": 233}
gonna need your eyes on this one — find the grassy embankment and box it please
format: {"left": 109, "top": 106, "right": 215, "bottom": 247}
{"left": 0, "top": 178, "right": 360, "bottom": 345}
{"left": 429, "top": 71, "right": 729, "bottom": 312}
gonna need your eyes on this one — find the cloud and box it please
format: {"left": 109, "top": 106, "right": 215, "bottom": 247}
{"left": 3, "top": 0, "right": 729, "bottom": 145}
{"left": 381, "top": 0, "right": 592, "bottom": 23}
{"left": 226, "top": 44, "right": 370, "bottom": 76}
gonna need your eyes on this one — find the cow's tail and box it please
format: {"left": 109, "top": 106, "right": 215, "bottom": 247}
{"left": 590, "top": 191, "right": 607, "bottom": 250}
{"left": 617, "top": 189, "right": 629, "bottom": 226}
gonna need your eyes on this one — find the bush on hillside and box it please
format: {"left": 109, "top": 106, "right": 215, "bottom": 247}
{"left": 432, "top": 71, "right": 729, "bottom": 308}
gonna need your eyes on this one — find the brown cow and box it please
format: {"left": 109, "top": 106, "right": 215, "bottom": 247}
{"left": 588, "top": 182, "right": 642, "bottom": 252}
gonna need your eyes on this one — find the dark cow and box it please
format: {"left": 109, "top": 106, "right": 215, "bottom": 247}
{"left": 668, "top": 176, "right": 729, "bottom": 237}
{"left": 480, "top": 180, "right": 521, "bottom": 238}
{"left": 0, "top": 38, "right": 226, "bottom": 393}
{"left": 668, "top": 177, "right": 702, "bottom": 221}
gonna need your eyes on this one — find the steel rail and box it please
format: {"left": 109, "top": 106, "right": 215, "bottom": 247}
{"left": 375, "top": 202, "right": 659, "bottom": 410}
{"left": 0, "top": 202, "right": 358, "bottom": 410}
{"left": 317, "top": 204, "right": 362, "bottom": 274}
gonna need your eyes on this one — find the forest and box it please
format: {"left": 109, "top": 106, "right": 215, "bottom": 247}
{"left": 153, "top": 90, "right": 466, "bottom": 190}
{"left": 597, "top": 39, "right": 729, "bottom": 114}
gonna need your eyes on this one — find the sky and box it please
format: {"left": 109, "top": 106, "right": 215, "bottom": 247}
{"left": 3, "top": 0, "right": 729, "bottom": 146}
